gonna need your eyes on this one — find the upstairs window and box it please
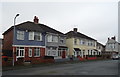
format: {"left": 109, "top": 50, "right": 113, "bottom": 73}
{"left": 47, "top": 35, "right": 52, "bottom": 42}
{"left": 29, "top": 32, "right": 34, "bottom": 40}
{"left": 80, "top": 39, "right": 85, "bottom": 45}
{"left": 74, "top": 38, "right": 77, "bottom": 45}
{"left": 60, "top": 39, "right": 64, "bottom": 43}
{"left": 47, "top": 35, "right": 58, "bottom": 42}
{"left": 108, "top": 43, "right": 115, "bottom": 49}
{"left": 34, "top": 32, "right": 42, "bottom": 41}
{"left": 17, "top": 30, "right": 24, "bottom": 40}
{"left": 52, "top": 35, "right": 58, "bottom": 42}
{"left": 60, "top": 37, "right": 64, "bottom": 43}
{"left": 29, "top": 31, "right": 42, "bottom": 41}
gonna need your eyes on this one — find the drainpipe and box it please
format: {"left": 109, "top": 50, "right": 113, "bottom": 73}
{"left": 45, "top": 33, "right": 47, "bottom": 56}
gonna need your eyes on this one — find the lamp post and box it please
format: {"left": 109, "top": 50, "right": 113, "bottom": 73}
{"left": 13, "top": 14, "right": 19, "bottom": 66}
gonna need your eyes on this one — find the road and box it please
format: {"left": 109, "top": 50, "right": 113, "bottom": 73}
{"left": 2, "top": 60, "right": 118, "bottom": 75}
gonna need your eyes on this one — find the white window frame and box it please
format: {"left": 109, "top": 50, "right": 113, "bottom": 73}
{"left": 58, "top": 50, "right": 62, "bottom": 56}
{"left": 34, "top": 32, "right": 42, "bottom": 41}
{"left": 17, "top": 30, "right": 24, "bottom": 40}
{"left": 47, "top": 35, "right": 58, "bottom": 43}
{"left": 47, "top": 35, "right": 52, "bottom": 42}
{"left": 29, "top": 32, "right": 34, "bottom": 40}
{"left": 29, "top": 31, "right": 42, "bottom": 41}
{"left": 28, "top": 48, "right": 32, "bottom": 57}
{"left": 74, "top": 38, "right": 77, "bottom": 45}
{"left": 16, "top": 47, "right": 25, "bottom": 59}
{"left": 60, "top": 38, "right": 64, "bottom": 43}
{"left": 52, "top": 36, "right": 58, "bottom": 42}
{"left": 34, "top": 48, "right": 40, "bottom": 57}
{"left": 80, "top": 39, "right": 85, "bottom": 45}
{"left": 47, "top": 47, "right": 57, "bottom": 56}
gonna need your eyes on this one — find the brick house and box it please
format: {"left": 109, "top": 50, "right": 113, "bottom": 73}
{"left": 2, "top": 16, "right": 68, "bottom": 63}
{"left": 0, "top": 38, "right": 3, "bottom": 55}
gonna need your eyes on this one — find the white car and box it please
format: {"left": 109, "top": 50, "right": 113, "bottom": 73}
{"left": 111, "top": 54, "right": 119, "bottom": 60}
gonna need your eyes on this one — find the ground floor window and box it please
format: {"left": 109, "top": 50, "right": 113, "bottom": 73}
{"left": 47, "top": 47, "right": 57, "bottom": 56}
{"left": 58, "top": 50, "right": 62, "bottom": 56}
{"left": 47, "top": 50, "right": 57, "bottom": 56}
{"left": 16, "top": 47, "right": 24, "bottom": 58}
{"left": 34, "top": 48, "right": 40, "bottom": 57}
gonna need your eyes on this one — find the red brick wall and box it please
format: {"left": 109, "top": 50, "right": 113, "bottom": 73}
{"left": 24, "top": 47, "right": 28, "bottom": 61}
{"left": 40, "top": 48, "right": 45, "bottom": 57}
{"left": 23, "top": 47, "right": 45, "bottom": 61}
{"left": 3, "top": 30, "right": 13, "bottom": 50}
{"left": 13, "top": 47, "right": 16, "bottom": 62}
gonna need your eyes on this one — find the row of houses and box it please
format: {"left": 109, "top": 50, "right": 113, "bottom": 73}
{"left": 1, "top": 16, "right": 120, "bottom": 64}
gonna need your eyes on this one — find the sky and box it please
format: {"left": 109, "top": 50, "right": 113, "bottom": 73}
{"left": 0, "top": 0, "right": 119, "bottom": 45}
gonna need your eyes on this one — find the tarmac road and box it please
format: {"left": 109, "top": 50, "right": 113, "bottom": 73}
{"left": 2, "top": 60, "right": 118, "bottom": 75}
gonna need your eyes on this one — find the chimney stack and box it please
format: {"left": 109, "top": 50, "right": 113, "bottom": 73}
{"left": 111, "top": 36, "right": 116, "bottom": 40}
{"left": 108, "top": 37, "right": 110, "bottom": 40}
{"left": 33, "top": 16, "right": 39, "bottom": 24}
{"left": 73, "top": 28, "right": 77, "bottom": 32}
{"left": 113, "top": 36, "right": 116, "bottom": 40}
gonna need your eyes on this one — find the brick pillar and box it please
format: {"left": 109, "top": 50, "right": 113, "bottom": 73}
{"left": 25, "top": 47, "right": 28, "bottom": 61}
{"left": 40, "top": 48, "right": 45, "bottom": 57}
{"left": 32, "top": 47, "right": 34, "bottom": 58}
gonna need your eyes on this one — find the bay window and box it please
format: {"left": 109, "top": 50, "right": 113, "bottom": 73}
{"left": 47, "top": 35, "right": 58, "bottom": 42}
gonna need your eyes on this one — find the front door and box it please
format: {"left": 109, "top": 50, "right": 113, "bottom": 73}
{"left": 62, "top": 51, "right": 66, "bottom": 58}
{"left": 16, "top": 47, "right": 25, "bottom": 60}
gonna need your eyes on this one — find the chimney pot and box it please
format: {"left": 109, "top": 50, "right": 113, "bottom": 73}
{"left": 114, "top": 36, "right": 116, "bottom": 40}
{"left": 33, "top": 16, "right": 39, "bottom": 24}
{"left": 73, "top": 28, "right": 77, "bottom": 32}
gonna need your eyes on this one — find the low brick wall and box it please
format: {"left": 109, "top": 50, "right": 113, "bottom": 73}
{"left": 2, "top": 56, "right": 12, "bottom": 66}
{"left": 31, "top": 58, "right": 55, "bottom": 64}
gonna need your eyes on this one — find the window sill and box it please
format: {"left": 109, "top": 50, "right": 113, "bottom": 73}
{"left": 34, "top": 56, "right": 40, "bottom": 57}
{"left": 17, "top": 39, "right": 24, "bottom": 41}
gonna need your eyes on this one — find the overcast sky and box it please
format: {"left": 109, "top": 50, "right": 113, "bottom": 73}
{"left": 0, "top": 0, "right": 119, "bottom": 45}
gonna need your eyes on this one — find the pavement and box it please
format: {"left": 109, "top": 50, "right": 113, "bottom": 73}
{"left": 2, "top": 59, "right": 118, "bottom": 75}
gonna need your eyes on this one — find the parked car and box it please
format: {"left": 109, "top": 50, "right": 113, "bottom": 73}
{"left": 111, "top": 54, "right": 119, "bottom": 60}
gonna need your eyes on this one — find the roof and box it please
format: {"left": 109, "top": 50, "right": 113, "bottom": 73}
{"left": 97, "top": 42, "right": 105, "bottom": 47}
{"left": 3, "top": 21, "right": 64, "bottom": 35}
{"left": 65, "top": 31, "right": 96, "bottom": 41}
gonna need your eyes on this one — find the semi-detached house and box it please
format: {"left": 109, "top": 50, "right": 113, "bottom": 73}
{"left": 2, "top": 16, "right": 68, "bottom": 63}
{"left": 66, "top": 28, "right": 98, "bottom": 59}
